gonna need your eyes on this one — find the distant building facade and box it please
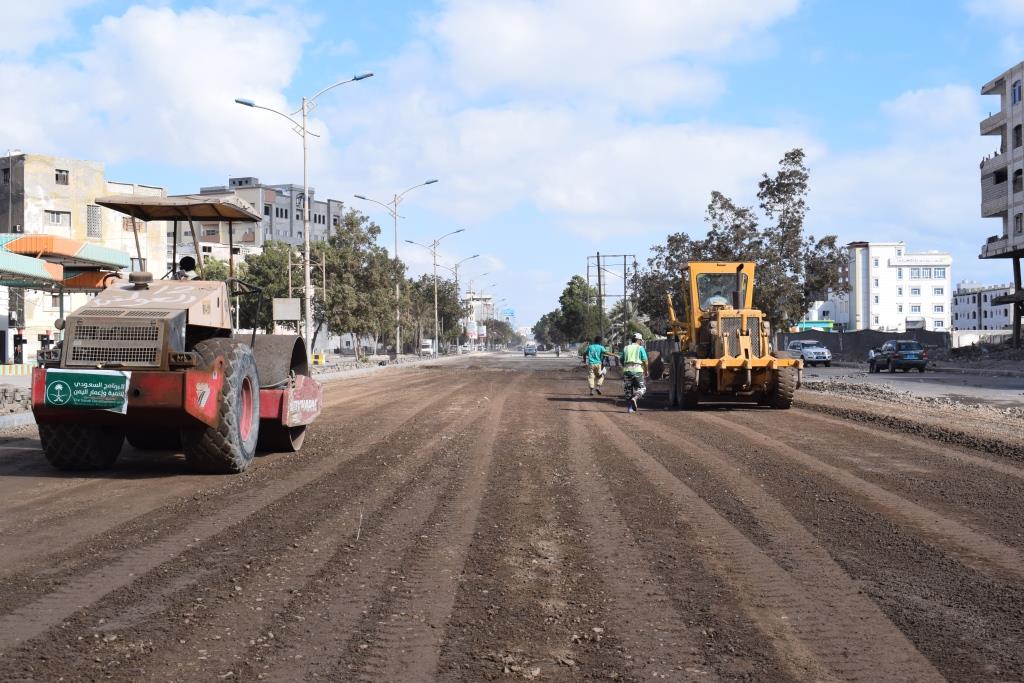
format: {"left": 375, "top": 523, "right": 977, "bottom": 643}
{"left": 978, "top": 61, "right": 1024, "bottom": 345}
{"left": 167, "top": 177, "right": 347, "bottom": 269}
{"left": 952, "top": 280, "right": 1022, "bottom": 330}
{"left": 0, "top": 152, "right": 167, "bottom": 360}
{"left": 804, "top": 241, "right": 952, "bottom": 333}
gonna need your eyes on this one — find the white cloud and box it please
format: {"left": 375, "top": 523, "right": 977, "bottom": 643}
{"left": 813, "top": 85, "right": 991, "bottom": 274}
{"left": 965, "top": 0, "right": 1024, "bottom": 23}
{"left": 429, "top": 0, "right": 799, "bottom": 109}
{"left": 0, "top": 5, "right": 312, "bottom": 175}
{"left": 0, "top": 0, "right": 96, "bottom": 57}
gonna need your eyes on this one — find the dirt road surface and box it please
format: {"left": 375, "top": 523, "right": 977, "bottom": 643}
{"left": 0, "top": 353, "right": 1021, "bottom": 681}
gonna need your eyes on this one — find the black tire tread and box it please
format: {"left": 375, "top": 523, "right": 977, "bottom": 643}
{"left": 39, "top": 423, "right": 124, "bottom": 471}
{"left": 181, "top": 338, "right": 260, "bottom": 474}
{"left": 769, "top": 366, "right": 797, "bottom": 409}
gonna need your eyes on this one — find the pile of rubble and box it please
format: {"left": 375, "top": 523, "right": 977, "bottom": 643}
{"left": 0, "top": 384, "right": 31, "bottom": 414}
{"left": 802, "top": 376, "right": 1024, "bottom": 419}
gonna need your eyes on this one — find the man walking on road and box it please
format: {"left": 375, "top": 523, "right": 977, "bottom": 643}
{"left": 584, "top": 336, "right": 609, "bottom": 395}
{"left": 621, "top": 332, "right": 649, "bottom": 413}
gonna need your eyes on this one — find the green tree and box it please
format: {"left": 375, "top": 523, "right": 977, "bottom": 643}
{"left": 532, "top": 310, "right": 566, "bottom": 346}
{"left": 556, "top": 275, "right": 601, "bottom": 342}
{"left": 635, "top": 148, "right": 846, "bottom": 331}
{"left": 480, "top": 317, "right": 517, "bottom": 346}
{"left": 238, "top": 242, "right": 295, "bottom": 333}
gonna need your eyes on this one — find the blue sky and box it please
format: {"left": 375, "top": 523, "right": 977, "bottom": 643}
{"left": 2, "top": 0, "right": 1023, "bottom": 326}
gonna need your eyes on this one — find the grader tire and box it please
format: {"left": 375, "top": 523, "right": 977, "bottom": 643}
{"left": 769, "top": 366, "right": 797, "bottom": 409}
{"left": 181, "top": 338, "right": 260, "bottom": 474}
{"left": 667, "top": 352, "right": 682, "bottom": 407}
{"left": 126, "top": 428, "right": 181, "bottom": 451}
{"left": 678, "top": 361, "right": 700, "bottom": 410}
{"left": 38, "top": 423, "right": 124, "bottom": 471}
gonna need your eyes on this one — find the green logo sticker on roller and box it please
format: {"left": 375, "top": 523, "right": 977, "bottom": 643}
{"left": 44, "top": 369, "right": 132, "bottom": 414}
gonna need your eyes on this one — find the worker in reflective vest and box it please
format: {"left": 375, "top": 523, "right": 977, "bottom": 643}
{"left": 620, "top": 332, "right": 649, "bottom": 412}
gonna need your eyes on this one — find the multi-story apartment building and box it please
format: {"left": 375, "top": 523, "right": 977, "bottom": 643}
{"left": 952, "top": 280, "right": 1022, "bottom": 330}
{"left": 979, "top": 61, "right": 1024, "bottom": 345}
{"left": 0, "top": 152, "right": 167, "bottom": 360}
{"left": 804, "top": 241, "right": 952, "bottom": 333}
{"left": 167, "top": 177, "right": 346, "bottom": 268}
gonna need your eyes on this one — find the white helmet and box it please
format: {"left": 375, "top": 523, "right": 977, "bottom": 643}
{"left": 633, "top": 332, "right": 643, "bottom": 341}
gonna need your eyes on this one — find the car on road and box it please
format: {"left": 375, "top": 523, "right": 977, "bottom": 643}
{"left": 870, "top": 340, "right": 928, "bottom": 373}
{"left": 524, "top": 343, "right": 537, "bottom": 356}
{"left": 786, "top": 339, "right": 832, "bottom": 367}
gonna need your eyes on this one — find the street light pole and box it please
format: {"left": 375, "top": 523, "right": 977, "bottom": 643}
{"left": 355, "top": 179, "right": 437, "bottom": 355}
{"left": 405, "top": 229, "right": 465, "bottom": 355}
{"left": 235, "top": 72, "right": 372, "bottom": 358}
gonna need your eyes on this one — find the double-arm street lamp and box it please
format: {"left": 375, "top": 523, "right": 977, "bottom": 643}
{"left": 405, "top": 229, "right": 465, "bottom": 355}
{"left": 235, "top": 71, "right": 373, "bottom": 357}
{"left": 355, "top": 180, "right": 438, "bottom": 354}
{"left": 436, "top": 254, "right": 479, "bottom": 345}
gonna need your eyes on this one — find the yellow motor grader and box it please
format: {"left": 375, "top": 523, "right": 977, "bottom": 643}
{"left": 650, "top": 261, "right": 802, "bottom": 409}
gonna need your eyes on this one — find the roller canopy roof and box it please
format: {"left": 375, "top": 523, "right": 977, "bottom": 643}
{"left": 94, "top": 194, "right": 261, "bottom": 222}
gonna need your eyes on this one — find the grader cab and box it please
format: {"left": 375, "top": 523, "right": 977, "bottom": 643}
{"left": 657, "top": 261, "right": 801, "bottom": 409}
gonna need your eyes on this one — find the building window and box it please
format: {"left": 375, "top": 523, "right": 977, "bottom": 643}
{"left": 911, "top": 287, "right": 921, "bottom": 296}
{"left": 934, "top": 267, "right": 945, "bottom": 278}
{"left": 86, "top": 205, "right": 101, "bottom": 238}
{"left": 55, "top": 169, "right": 69, "bottom": 185}
{"left": 921, "top": 267, "right": 932, "bottom": 279}
{"left": 872, "top": 257, "right": 879, "bottom": 267}
{"left": 45, "top": 210, "right": 71, "bottom": 226}
{"left": 897, "top": 268, "right": 903, "bottom": 280}
{"left": 1015, "top": 169, "right": 1023, "bottom": 193}
{"left": 1014, "top": 79, "right": 1023, "bottom": 105}
{"left": 933, "top": 287, "right": 944, "bottom": 296}
{"left": 910, "top": 267, "right": 921, "bottom": 279}
{"left": 332, "top": 216, "right": 340, "bottom": 226}
{"left": 934, "top": 320, "right": 944, "bottom": 329}
{"left": 934, "top": 305, "right": 944, "bottom": 313}
{"left": 873, "top": 315, "right": 879, "bottom": 325}
{"left": 897, "top": 286, "right": 903, "bottom": 296}
{"left": 972, "top": 311, "right": 976, "bottom": 318}
{"left": 821, "top": 309, "right": 830, "bottom": 318}
{"left": 984, "top": 294, "right": 989, "bottom": 302}
{"left": 264, "top": 204, "right": 271, "bottom": 216}
{"left": 873, "top": 277, "right": 879, "bottom": 287}
{"left": 1016, "top": 125, "right": 1023, "bottom": 149}
{"left": 897, "top": 304, "right": 903, "bottom": 313}
{"left": 873, "top": 295, "right": 879, "bottom": 304}
{"left": 1, "top": 168, "right": 8, "bottom": 184}
{"left": 1016, "top": 214, "right": 1023, "bottom": 234}
{"left": 911, "top": 305, "right": 921, "bottom": 313}
{"left": 121, "top": 216, "right": 143, "bottom": 232}
{"left": 51, "top": 294, "right": 61, "bottom": 308}
{"left": 204, "top": 228, "right": 217, "bottom": 236}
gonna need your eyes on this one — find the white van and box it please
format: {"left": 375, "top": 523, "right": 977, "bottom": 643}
{"left": 419, "top": 339, "right": 434, "bottom": 356}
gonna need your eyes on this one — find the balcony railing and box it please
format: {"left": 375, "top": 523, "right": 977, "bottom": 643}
{"left": 981, "top": 110, "right": 1006, "bottom": 134}
{"left": 980, "top": 150, "right": 1007, "bottom": 170}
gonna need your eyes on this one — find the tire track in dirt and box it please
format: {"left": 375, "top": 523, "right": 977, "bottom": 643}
{"left": 316, "top": 374, "right": 521, "bottom": 682}
{"left": 0, "top": 375, "right": 474, "bottom": 654}
{"left": 672, "top": 406, "right": 1024, "bottom": 680}
{"left": 128, "top": 377, "right": 510, "bottom": 682}
{"left": 696, "top": 412, "right": 1024, "bottom": 580}
{"left": 434, "top": 373, "right": 626, "bottom": 681}
{"left": 0, "top": 369, "right": 462, "bottom": 588}
{"left": 588, "top": 407, "right": 942, "bottom": 682}
{"left": 563, "top": 407, "right": 714, "bottom": 680}
{"left": 609, "top": 409, "right": 940, "bottom": 679}
{"left": 724, "top": 408, "right": 1024, "bottom": 548}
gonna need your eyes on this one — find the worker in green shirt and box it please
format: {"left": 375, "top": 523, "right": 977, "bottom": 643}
{"left": 620, "top": 332, "right": 649, "bottom": 413}
{"left": 583, "top": 336, "right": 611, "bottom": 395}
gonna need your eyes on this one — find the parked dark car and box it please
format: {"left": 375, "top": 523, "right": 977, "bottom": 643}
{"left": 869, "top": 340, "right": 928, "bottom": 373}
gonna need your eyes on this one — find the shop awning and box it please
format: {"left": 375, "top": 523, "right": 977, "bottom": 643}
{"left": 94, "top": 194, "right": 261, "bottom": 222}
{"left": 0, "top": 235, "right": 130, "bottom": 292}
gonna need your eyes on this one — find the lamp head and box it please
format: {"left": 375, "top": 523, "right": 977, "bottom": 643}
{"left": 424, "top": 179, "right": 439, "bottom": 185}
{"left": 234, "top": 98, "right": 255, "bottom": 107}
{"left": 354, "top": 194, "right": 367, "bottom": 200}
{"left": 353, "top": 72, "right": 374, "bottom": 81}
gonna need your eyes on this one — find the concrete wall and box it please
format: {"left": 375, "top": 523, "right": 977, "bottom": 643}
{"left": 778, "top": 329, "right": 949, "bottom": 361}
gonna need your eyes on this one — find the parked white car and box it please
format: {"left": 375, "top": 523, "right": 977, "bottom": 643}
{"left": 787, "top": 340, "right": 832, "bottom": 367}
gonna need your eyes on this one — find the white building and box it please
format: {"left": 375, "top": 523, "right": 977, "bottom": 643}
{"left": 805, "top": 241, "right": 952, "bottom": 333}
{"left": 952, "top": 280, "right": 1022, "bottom": 330}
{"left": 978, "top": 61, "right": 1024, "bottom": 346}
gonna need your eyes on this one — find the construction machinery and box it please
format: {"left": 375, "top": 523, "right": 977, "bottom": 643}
{"left": 648, "top": 261, "right": 801, "bottom": 409}
{"left": 30, "top": 196, "right": 322, "bottom": 473}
